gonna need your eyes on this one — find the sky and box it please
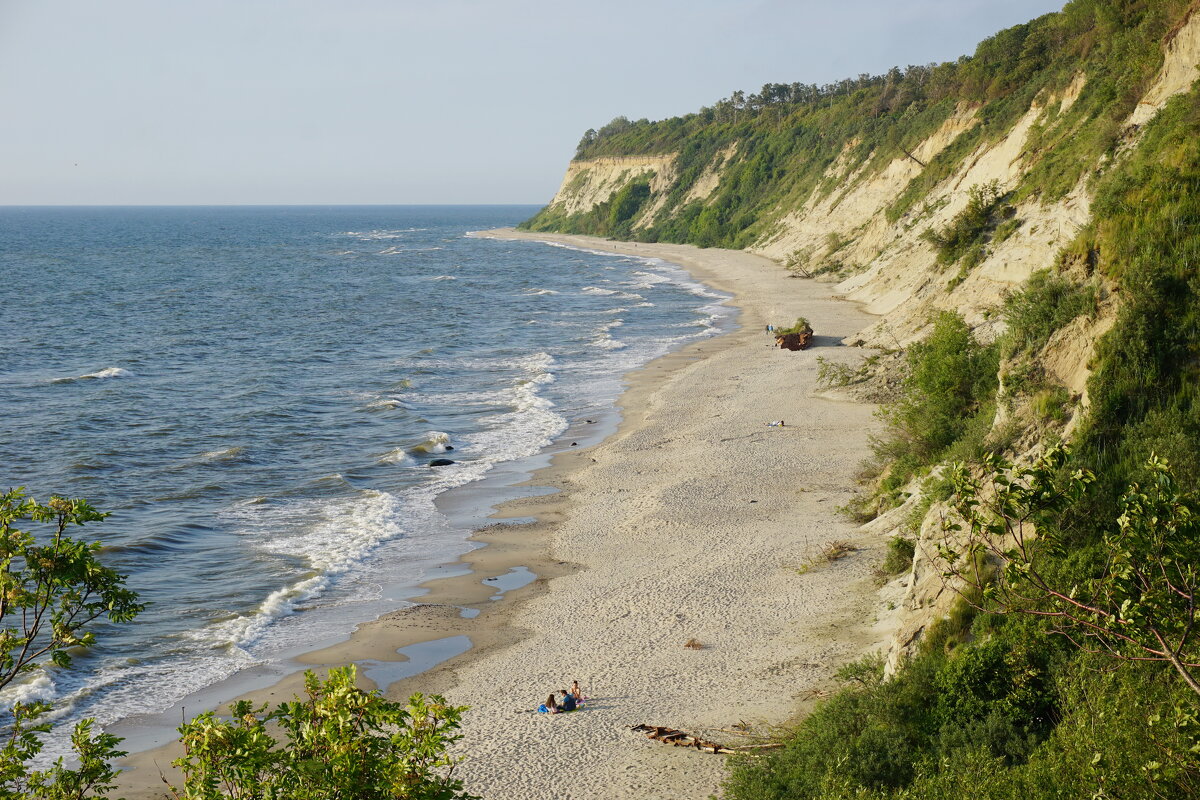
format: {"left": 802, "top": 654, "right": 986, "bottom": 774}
{"left": 0, "top": 0, "right": 1067, "bottom": 205}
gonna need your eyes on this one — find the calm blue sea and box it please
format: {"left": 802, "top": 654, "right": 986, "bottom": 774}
{"left": 0, "top": 205, "right": 730, "bottom": 755}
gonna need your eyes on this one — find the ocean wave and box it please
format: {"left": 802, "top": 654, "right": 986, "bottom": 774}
{"left": 51, "top": 367, "right": 132, "bottom": 384}
{"left": 198, "top": 446, "right": 247, "bottom": 463}
{"left": 428, "top": 275, "right": 457, "bottom": 281}
{"left": 377, "top": 448, "right": 415, "bottom": 466}
{"left": 335, "top": 228, "right": 427, "bottom": 240}
{"left": 209, "top": 489, "right": 409, "bottom": 649}
{"left": 0, "top": 671, "right": 56, "bottom": 708}
{"left": 358, "top": 395, "right": 407, "bottom": 412}
{"left": 410, "top": 431, "right": 452, "bottom": 454}
{"left": 379, "top": 246, "right": 445, "bottom": 255}
{"left": 589, "top": 318, "right": 627, "bottom": 350}
{"left": 522, "top": 288, "right": 559, "bottom": 296}
{"left": 392, "top": 351, "right": 556, "bottom": 375}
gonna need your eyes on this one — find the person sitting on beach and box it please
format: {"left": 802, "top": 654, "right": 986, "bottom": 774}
{"left": 558, "top": 689, "right": 577, "bottom": 712}
{"left": 537, "top": 693, "right": 559, "bottom": 714}
{"left": 571, "top": 680, "right": 585, "bottom": 705}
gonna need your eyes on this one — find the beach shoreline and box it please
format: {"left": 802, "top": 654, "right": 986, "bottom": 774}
{"left": 117, "top": 231, "right": 887, "bottom": 799}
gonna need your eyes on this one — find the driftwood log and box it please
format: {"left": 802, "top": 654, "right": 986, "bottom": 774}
{"left": 629, "top": 724, "right": 783, "bottom": 755}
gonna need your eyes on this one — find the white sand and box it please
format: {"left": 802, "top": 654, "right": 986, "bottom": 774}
{"left": 448, "top": 231, "right": 885, "bottom": 799}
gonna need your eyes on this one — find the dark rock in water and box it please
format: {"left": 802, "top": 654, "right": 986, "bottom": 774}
{"left": 571, "top": 442, "right": 578, "bottom": 446}
{"left": 429, "top": 458, "right": 455, "bottom": 467}
{"left": 444, "top": 445, "right": 454, "bottom": 451}
{"left": 586, "top": 419, "right": 595, "bottom": 424}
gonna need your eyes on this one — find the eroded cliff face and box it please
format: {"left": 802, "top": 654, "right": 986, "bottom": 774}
{"left": 534, "top": 7, "right": 1200, "bottom": 671}
{"left": 546, "top": 155, "right": 676, "bottom": 217}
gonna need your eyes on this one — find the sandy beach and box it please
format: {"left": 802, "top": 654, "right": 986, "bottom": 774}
{"left": 117, "top": 231, "right": 886, "bottom": 800}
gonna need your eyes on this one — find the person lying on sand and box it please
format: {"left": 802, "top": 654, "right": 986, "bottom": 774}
{"left": 537, "top": 693, "right": 559, "bottom": 714}
{"left": 766, "top": 420, "right": 785, "bottom": 427}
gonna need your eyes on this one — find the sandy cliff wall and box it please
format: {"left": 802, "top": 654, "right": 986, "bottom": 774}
{"left": 545, "top": 155, "right": 676, "bottom": 218}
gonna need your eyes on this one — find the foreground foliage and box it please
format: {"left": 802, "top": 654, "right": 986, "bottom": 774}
{"left": 171, "top": 666, "right": 473, "bottom": 800}
{"left": 945, "top": 447, "right": 1200, "bottom": 696}
{"left": 0, "top": 489, "right": 144, "bottom": 800}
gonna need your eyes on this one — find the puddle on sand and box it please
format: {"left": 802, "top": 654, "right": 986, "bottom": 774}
{"left": 483, "top": 565, "right": 536, "bottom": 600}
{"left": 359, "top": 635, "right": 473, "bottom": 693}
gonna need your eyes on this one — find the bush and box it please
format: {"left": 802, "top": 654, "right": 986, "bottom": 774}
{"left": 921, "top": 181, "right": 1014, "bottom": 267}
{"left": 772, "top": 316, "right": 811, "bottom": 336}
{"left": 874, "top": 312, "right": 999, "bottom": 490}
{"left": 1002, "top": 269, "right": 1097, "bottom": 357}
{"left": 882, "top": 536, "right": 916, "bottom": 575}
{"left": 171, "top": 666, "right": 474, "bottom": 800}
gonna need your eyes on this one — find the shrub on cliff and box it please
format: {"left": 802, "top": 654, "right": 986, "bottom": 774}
{"left": 1002, "top": 269, "right": 1097, "bottom": 357}
{"left": 920, "top": 181, "right": 1014, "bottom": 269}
{"left": 873, "top": 311, "right": 999, "bottom": 493}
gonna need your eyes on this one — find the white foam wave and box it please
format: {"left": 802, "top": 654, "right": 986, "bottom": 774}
{"left": 359, "top": 395, "right": 406, "bottom": 412}
{"left": 198, "top": 446, "right": 246, "bottom": 463}
{"left": 336, "top": 228, "right": 427, "bottom": 240}
{"left": 411, "top": 431, "right": 452, "bottom": 454}
{"left": 379, "top": 246, "right": 445, "bottom": 255}
{"left": 626, "top": 270, "right": 671, "bottom": 289}
{"left": 208, "top": 490, "right": 408, "bottom": 649}
{"left": 0, "top": 671, "right": 56, "bottom": 707}
{"left": 52, "top": 366, "right": 132, "bottom": 383}
{"left": 429, "top": 275, "right": 457, "bottom": 281}
{"left": 378, "top": 448, "right": 415, "bottom": 465}
{"left": 523, "top": 288, "right": 559, "bottom": 296}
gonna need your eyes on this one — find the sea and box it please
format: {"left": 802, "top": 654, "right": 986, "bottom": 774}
{"left": 0, "top": 205, "right": 732, "bottom": 757}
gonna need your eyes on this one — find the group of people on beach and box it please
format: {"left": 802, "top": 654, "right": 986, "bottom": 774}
{"left": 537, "top": 680, "right": 584, "bottom": 714}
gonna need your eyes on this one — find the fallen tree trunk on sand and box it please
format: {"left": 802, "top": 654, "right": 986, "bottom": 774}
{"left": 629, "top": 724, "right": 783, "bottom": 755}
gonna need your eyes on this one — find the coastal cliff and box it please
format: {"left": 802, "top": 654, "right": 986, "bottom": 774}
{"left": 522, "top": 1, "right": 1200, "bottom": 796}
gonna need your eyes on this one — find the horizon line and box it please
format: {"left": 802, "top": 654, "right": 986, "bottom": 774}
{"left": 0, "top": 202, "right": 546, "bottom": 208}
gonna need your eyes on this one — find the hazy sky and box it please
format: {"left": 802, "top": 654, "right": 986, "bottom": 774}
{"left": 0, "top": 0, "right": 1065, "bottom": 205}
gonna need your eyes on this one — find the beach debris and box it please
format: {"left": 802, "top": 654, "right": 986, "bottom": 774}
{"left": 772, "top": 317, "right": 814, "bottom": 350}
{"left": 629, "top": 725, "right": 783, "bottom": 755}
{"left": 820, "top": 540, "right": 856, "bottom": 562}
{"left": 776, "top": 329, "right": 813, "bottom": 351}
{"left": 683, "top": 638, "right": 704, "bottom": 650}
{"left": 429, "top": 458, "right": 456, "bottom": 467}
